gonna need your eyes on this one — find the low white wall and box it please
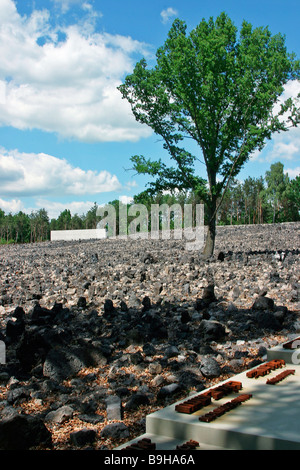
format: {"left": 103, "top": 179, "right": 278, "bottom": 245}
{"left": 51, "top": 229, "right": 107, "bottom": 241}
{"left": 0, "top": 340, "right": 5, "bottom": 364}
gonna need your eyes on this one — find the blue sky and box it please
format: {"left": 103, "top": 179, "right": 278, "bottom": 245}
{"left": 0, "top": 0, "right": 299, "bottom": 219}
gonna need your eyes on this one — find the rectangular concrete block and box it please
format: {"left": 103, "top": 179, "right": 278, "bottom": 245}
{"left": 145, "top": 364, "right": 300, "bottom": 450}
{"left": 51, "top": 229, "right": 107, "bottom": 241}
{"left": 267, "top": 336, "right": 300, "bottom": 364}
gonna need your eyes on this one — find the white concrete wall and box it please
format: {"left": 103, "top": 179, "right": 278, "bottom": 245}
{"left": 51, "top": 229, "right": 107, "bottom": 241}
{"left": 0, "top": 340, "right": 5, "bottom": 364}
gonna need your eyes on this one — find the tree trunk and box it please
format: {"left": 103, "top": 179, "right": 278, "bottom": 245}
{"left": 202, "top": 199, "right": 216, "bottom": 258}
{"left": 273, "top": 199, "right": 276, "bottom": 223}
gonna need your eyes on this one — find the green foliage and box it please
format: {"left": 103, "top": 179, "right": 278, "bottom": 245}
{"left": 287, "top": 175, "right": 300, "bottom": 209}
{"left": 264, "top": 162, "right": 290, "bottom": 222}
{"left": 0, "top": 238, "right": 15, "bottom": 245}
{"left": 56, "top": 209, "right": 72, "bottom": 230}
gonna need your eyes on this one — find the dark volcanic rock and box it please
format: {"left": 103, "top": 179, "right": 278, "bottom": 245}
{"left": 70, "top": 428, "right": 97, "bottom": 447}
{"left": 31, "top": 303, "right": 55, "bottom": 324}
{"left": 124, "top": 393, "right": 150, "bottom": 411}
{"left": 5, "top": 317, "right": 25, "bottom": 341}
{"left": 252, "top": 296, "right": 275, "bottom": 311}
{"left": 44, "top": 405, "right": 74, "bottom": 424}
{"left": 77, "top": 297, "right": 87, "bottom": 309}
{"left": 42, "top": 344, "right": 105, "bottom": 381}
{"left": 199, "top": 357, "right": 222, "bottom": 379}
{"left": 142, "top": 296, "right": 151, "bottom": 312}
{"left": 198, "top": 319, "right": 226, "bottom": 342}
{"left": 143, "top": 343, "right": 156, "bottom": 356}
{"left": 103, "top": 299, "right": 114, "bottom": 317}
{"left": 254, "top": 311, "right": 282, "bottom": 331}
{"left": 202, "top": 284, "right": 217, "bottom": 303}
{"left": 157, "top": 383, "right": 181, "bottom": 400}
{"left": 100, "top": 422, "right": 130, "bottom": 440}
{"left": 6, "top": 386, "right": 30, "bottom": 405}
{"left": 178, "top": 370, "right": 205, "bottom": 390}
{"left": 0, "top": 414, "right": 52, "bottom": 450}
{"left": 195, "top": 284, "right": 217, "bottom": 311}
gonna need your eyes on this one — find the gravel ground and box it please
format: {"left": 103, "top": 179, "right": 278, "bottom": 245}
{"left": 0, "top": 222, "right": 299, "bottom": 450}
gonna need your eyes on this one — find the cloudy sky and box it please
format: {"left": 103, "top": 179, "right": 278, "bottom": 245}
{"left": 0, "top": 0, "right": 299, "bottom": 218}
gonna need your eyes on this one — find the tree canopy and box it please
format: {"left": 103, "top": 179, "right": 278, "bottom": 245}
{"left": 118, "top": 12, "right": 300, "bottom": 256}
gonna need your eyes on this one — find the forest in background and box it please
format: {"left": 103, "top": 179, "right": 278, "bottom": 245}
{"left": 0, "top": 161, "right": 299, "bottom": 244}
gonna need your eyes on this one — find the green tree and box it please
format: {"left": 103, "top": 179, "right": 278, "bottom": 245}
{"left": 282, "top": 174, "right": 300, "bottom": 221}
{"left": 85, "top": 203, "right": 99, "bottom": 229}
{"left": 50, "top": 218, "right": 57, "bottom": 232}
{"left": 242, "top": 176, "right": 266, "bottom": 224}
{"left": 0, "top": 209, "right": 5, "bottom": 241}
{"left": 30, "top": 209, "right": 49, "bottom": 242}
{"left": 118, "top": 12, "right": 300, "bottom": 256}
{"left": 3, "top": 213, "right": 14, "bottom": 243}
{"left": 57, "top": 209, "right": 72, "bottom": 230}
{"left": 14, "top": 211, "right": 30, "bottom": 243}
{"left": 264, "top": 162, "right": 290, "bottom": 222}
{"left": 217, "top": 178, "right": 237, "bottom": 225}
{"left": 229, "top": 180, "right": 244, "bottom": 224}
{"left": 287, "top": 175, "right": 300, "bottom": 207}
{"left": 71, "top": 213, "right": 84, "bottom": 230}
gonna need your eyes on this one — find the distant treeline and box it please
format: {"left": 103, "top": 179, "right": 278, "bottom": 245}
{"left": 0, "top": 162, "right": 299, "bottom": 244}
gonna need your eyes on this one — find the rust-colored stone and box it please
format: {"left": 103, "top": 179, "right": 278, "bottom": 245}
{"left": 176, "top": 439, "right": 199, "bottom": 450}
{"left": 246, "top": 360, "right": 285, "bottom": 378}
{"left": 176, "top": 381, "right": 243, "bottom": 414}
{"left": 175, "top": 394, "right": 211, "bottom": 414}
{"left": 124, "top": 438, "right": 156, "bottom": 450}
{"left": 199, "top": 394, "right": 252, "bottom": 423}
{"left": 205, "top": 381, "right": 243, "bottom": 400}
{"left": 266, "top": 369, "right": 295, "bottom": 385}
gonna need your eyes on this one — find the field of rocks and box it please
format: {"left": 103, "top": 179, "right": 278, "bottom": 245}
{"left": 0, "top": 222, "right": 299, "bottom": 450}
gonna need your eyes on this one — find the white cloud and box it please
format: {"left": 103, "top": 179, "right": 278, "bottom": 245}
{"left": 124, "top": 180, "right": 138, "bottom": 190}
{"left": 0, "top": 81, "right": 6, "bottom": 105}
{"left": 34, "top": 199, "right": 98, "bottom": 219}
{"left": 0, "top": 0, "right": 18, "bottom": 22}
{"left": 273, "top": 79, "right": 300, "bottom": 126}
{"left": 270, "top": 140, "right": 299, "bottom": 161}
{"left": 0, "top": 0, "right": 152, "bottom": 142}
{"left": 265, "top": 126, "right": 300, "bottom": 163}
{"left": 119, "top": 195, "right": 134, "bottom": 205}
{"left": 0, "top": 198, "right": 24, "bottom": 214}
{"left": 0, "top": 148, "right": 122, "bottom": 197}
{"left": 279, "top": 80, "right": 300, "bottom": 105}
{"left": 51, "top": 0, "right": 88, "bottom": 13}
{"left": 285, "top": 166, "right": 300, "bottom": 179}
{"left": 252, "top": 80, "right": 300, "bottom": 163}
{"left": 160, "top": 7, "right": 178, "bottom": 24}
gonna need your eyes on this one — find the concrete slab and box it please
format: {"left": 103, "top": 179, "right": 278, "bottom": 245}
{"left": 267, "top": 335, "right": 300, "bottom": 364}
{"left": 50, "top": 229, "right": 107, "bottom": 241}
{"left": 116, "top": 353, "right": 300, "bottom": 450}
